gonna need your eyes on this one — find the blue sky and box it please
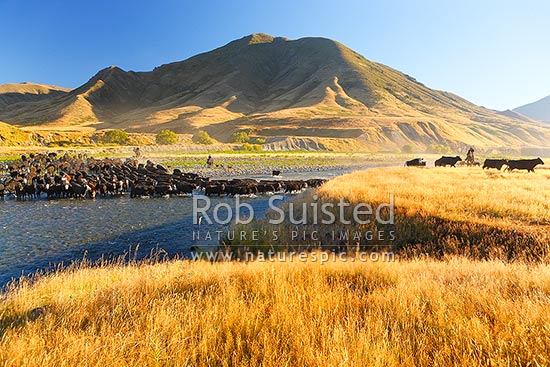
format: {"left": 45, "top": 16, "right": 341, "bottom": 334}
{"left": 0, "top": 0, "right": 549, "bottom": 110}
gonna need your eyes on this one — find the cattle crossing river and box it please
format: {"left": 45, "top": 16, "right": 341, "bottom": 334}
{"left": 0, "top": 166, "right": 367, "bottom": 287}
{"left": 0, "top": 158, "right": 402, "bottom": 288}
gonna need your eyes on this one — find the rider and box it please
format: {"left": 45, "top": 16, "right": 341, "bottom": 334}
{"left": 466, "top": 147, "right": 475, "bottom": 165}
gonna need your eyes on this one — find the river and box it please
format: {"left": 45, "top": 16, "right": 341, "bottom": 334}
{"left": 0, "top": 195, "right": 286, "bottom": 286}
{"left": 0, "top": 165, "right": 381, "bottom": 286}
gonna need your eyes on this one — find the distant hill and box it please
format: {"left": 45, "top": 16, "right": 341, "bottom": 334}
{"left": 514, "top": 95, "right": 550, "bottom": 123}
{"left": 1, "top": 33, "right": 549, "bottom": 150}
{"left": 0, "top": 82, "right": 70, "bottom": 107}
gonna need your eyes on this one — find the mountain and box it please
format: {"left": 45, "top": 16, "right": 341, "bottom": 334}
{"left": 496, "top": 109, "right": 535, "bottom": 123}
{"left": 514, "top": 95, "right": 550, "bottom": 123}
{"left": 1, "top": 33, "right": 549, "bottom": 150}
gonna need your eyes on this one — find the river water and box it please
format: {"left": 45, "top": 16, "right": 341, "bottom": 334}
{"left": 0, "top": 165, "right": 384, "bottom": 286}
{"left": 0, "top": 195, "right": 284, "bottom": 286}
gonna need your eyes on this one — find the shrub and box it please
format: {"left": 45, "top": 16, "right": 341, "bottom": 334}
{"left": 155, "top": 129, "right": 178, "bottom": 145}
{"left": 102, "top": 130, "right": 129, "bottom": 145}
{"left": 231, "top": 131, "right": 250, "bottom": 143}
{"left": 192, "top": 130, "right": 214, "bottom": 145}
{"left": 252, "top": 137, "right": 266, "bottom": 144}
{"left": 241, "top": 143, "right": 262, "bottom": 152}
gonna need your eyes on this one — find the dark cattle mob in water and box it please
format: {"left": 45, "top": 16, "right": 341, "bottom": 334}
{"left": 407, "top": 155, "right": 544, "bottom": 171}
{"left": 0, "top": 153, "right": 326, "bottom": 201}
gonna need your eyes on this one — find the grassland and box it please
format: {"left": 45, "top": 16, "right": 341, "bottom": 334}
{"left": 0, "top": 122, "right": 35, "bottom": 146}
{"left": 1, "top": 165, "right": 550, "bottom": 366}
{"left": 319, "top": 166, "right": 550, "bottom": 228}
{"left": 1, "top": 258, "right": 550, "bottom": 366}
{"left": 228, "top": 166, "right": 550, "bottom": 261}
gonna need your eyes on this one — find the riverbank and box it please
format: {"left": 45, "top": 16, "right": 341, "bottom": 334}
{"left": 1, "top": 149, "right": 408, "bottom": 176}
{"left": 317, "top": 166, "right": 550, "bottom": 260}
{"left": 224, "top": 165, "right": 550, "bottom": 261}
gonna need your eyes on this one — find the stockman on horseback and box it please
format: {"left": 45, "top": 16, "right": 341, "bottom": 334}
{"left": 466, "top": 147, "right": 475, "bottom": 166}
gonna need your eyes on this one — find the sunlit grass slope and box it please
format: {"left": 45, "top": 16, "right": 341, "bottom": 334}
{"left": 318, "top": 166, "right": 550, "bottom": 260}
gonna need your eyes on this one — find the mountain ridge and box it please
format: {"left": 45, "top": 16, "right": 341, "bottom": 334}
{"left": 1, "top": 33, "right": 549, "bottom": 149}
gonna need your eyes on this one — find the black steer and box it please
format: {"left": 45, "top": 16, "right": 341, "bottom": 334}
{"left": 306, "top": 178, "right": 326, "bottom": 188}
{"left": 284, "top": 180, "right": 307, "bottom": 193}
{"left": 435, "top": 156, "right": 462, "bottom": 167}
{"left": 505, "top": 158, "right": 544, "bottom": 172}
{"left": 405, "top": 158, "right": 426, "bottom": 167}
{"left": 174, "top": 181, "right": 195, "bottom": 195}
{"left": 482, "top": 159, "right": 507, "bottom": 170}
{"left": 205, "top": 184, "right": 225, "bottom": 196}
{"left": 130, "top": 184, "right": 154, "bottom": 198}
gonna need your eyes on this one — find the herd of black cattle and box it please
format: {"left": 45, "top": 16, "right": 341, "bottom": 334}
{"left": 406, "top": 156, "right": 545, "bottom": 171}
{"left": 0, "top": 153, "right": 326, "bottom": 201}
{"left": 0, "top": 153, "right": 545, "bottom": 201}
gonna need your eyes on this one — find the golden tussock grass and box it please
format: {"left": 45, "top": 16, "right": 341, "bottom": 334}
{"left": 318, "top": 166, "right": 550, "bottom": 261}
{"left": 2, "top": 258, "right": 550, "bottom": 366}
{"left": 319, "top": 166, "right": 550, "bottom": 228}
{"left": 0, "top": 122, "right": 35, "bottom": 146}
